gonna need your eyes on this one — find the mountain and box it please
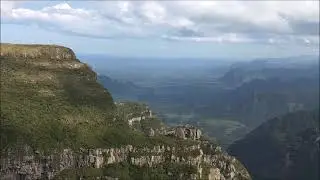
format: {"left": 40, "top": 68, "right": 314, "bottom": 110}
{"left": 200, "top": 77, "right": 319, "bottom": 127}
{"left": 219, "top": 56, "right": 319, "bottom": 87}
{"left": 228, "top": 110, "right": 319, "bottom": 180}
{"left": 228, "top": 56, "right": 319, "bottom": 71}
{"left": 0, "top": 43, "right": 250, "bottom": 180}
{"left": 187, "top": 57, "right": 319, "bottom": 147}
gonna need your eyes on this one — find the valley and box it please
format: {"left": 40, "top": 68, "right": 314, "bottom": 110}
{"left": 1, "top": 1, "right": 318, "bottom": 179}
{"left": 82, "top": 54, "right": 319, "bottom": 148}
{"left": 1, "top": 43, "right": 318, "bottom": 180}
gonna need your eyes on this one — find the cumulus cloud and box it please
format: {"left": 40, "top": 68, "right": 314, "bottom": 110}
{"left": 1, "top": 1, "right": 319, "bottom": 45}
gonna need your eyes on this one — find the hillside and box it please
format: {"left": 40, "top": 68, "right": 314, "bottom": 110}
{"left": 188, "top": 77, "right": 319, "bottom": 148}
{"left": 200, "top": 77, "right": 319, "bottom": 127}
{"left": 228, "top": 110, "right": 319, "bottom": 180}
{"left": 1, "top": 43, "right": 117, "bottom": 151}
{"left": 0, "top": 43, "right": 251, "bottom": 180}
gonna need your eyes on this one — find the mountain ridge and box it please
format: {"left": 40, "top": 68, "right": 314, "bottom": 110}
{"left": 228, "top": 109, "right": 319, "bottom": 180}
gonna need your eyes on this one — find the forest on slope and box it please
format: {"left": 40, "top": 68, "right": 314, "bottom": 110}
{"left": 228, "top": 110, "right": 319, "bottom": 180}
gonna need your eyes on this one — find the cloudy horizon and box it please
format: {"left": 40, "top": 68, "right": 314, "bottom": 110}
{"left": 1, "top": 1, "right": 319, "bottom": 59}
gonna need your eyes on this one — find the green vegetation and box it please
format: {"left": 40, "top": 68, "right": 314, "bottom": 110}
{"left": 0, "top": 53, "right": 195, "bottom": 152}
{"left": 115, "top": 101, "right": 147, "bottom": 119}
{"left": 0, "top": 44, "right": 251, "bottom": 179}
{"left": 54, "top": 168, "right": 105, "bottom": 180}
{"left": 228, "top": 109, "right": 319, "bottom": 180}
{"left": 0, "top": 53, "right": 116, "bottom": 151}
{"left": 140, "top": 117, "right": 163, "bottom": 129}
{"left": 104, "top": 162, "right": 197, "bottom": 180}
{"left": 195, "top": 118, "right": 249, "bottom": 148}
{"left": 1, "top": 44, "right": 171, "bottom": 152}
{"left": 56, "top": 162, "right": 197, "bottom": 180}
{"left": 0, "top": 44, "right": 200, "bottom": 152}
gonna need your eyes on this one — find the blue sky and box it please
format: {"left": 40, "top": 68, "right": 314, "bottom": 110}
{"left": 1, "top": 1, "right": 319, "bottom": 59}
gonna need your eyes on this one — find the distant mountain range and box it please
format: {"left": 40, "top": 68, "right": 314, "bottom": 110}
{"left": 230, "top": 55, "right": 319, "bottom": 69}
{"left": 201, "top": 77, "right": 319, "bottom": 127}
{"left": 219, "top": 56, "right": 319, "bottom": 87}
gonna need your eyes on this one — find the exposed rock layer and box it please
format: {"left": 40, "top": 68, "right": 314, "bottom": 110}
{"left": 1, "top": 143, "right": 250, "bottom": 180}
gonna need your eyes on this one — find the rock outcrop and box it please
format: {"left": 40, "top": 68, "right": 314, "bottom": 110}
{"left": 115, "top": 102, "right": 153, "bottom": 126}
{"left": 165, "top": 125, "right": 202, "bottom": 140}
{"left": 1, "top": 143, "right": 250, "bottom": 180}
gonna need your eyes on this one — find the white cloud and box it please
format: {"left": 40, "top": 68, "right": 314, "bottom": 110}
{"left": 163, "top": 33, "right": 254, "bottom": 43}
{"left": 1, "top": 1, "right": 18, "bottom": 16}
{"left": 1, "top": 1, "right": 319, "bottom": 46}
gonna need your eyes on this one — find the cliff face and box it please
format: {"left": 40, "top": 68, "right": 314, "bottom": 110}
{"left": 0, "top": 43, "right": 251, "bottom": 180}
{"left": 1, "top": 143, "right": 250, "bottom": 180}
{"left": 166, "top": 125, "right": 202, "bottom": 141}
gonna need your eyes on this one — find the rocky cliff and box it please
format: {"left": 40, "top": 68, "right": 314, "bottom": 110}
{"left": 1, "top": 143, "right": 250, "bottom": 180}
{"left": 0, "top": 43, "right": 251, "bottom": 180}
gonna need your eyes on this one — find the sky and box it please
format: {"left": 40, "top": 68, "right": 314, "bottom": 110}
{"left": 1, "top": 1, "right": 319, "bottom": 59}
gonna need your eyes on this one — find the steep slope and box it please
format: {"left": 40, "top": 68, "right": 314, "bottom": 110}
{"left": 1, "top": 43, "right": 116, "bottom": 151}
{"left": 228, "top": 110, "right": 319, "bottom": 180}
{"left": 205, "top": 78, "right": 319, "bottom": 127}
{"left": 0, "top": 43, "right": 251, "bottom": 180}
{"left": 214, "top": 57, "right": 319, "bottom": 127}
